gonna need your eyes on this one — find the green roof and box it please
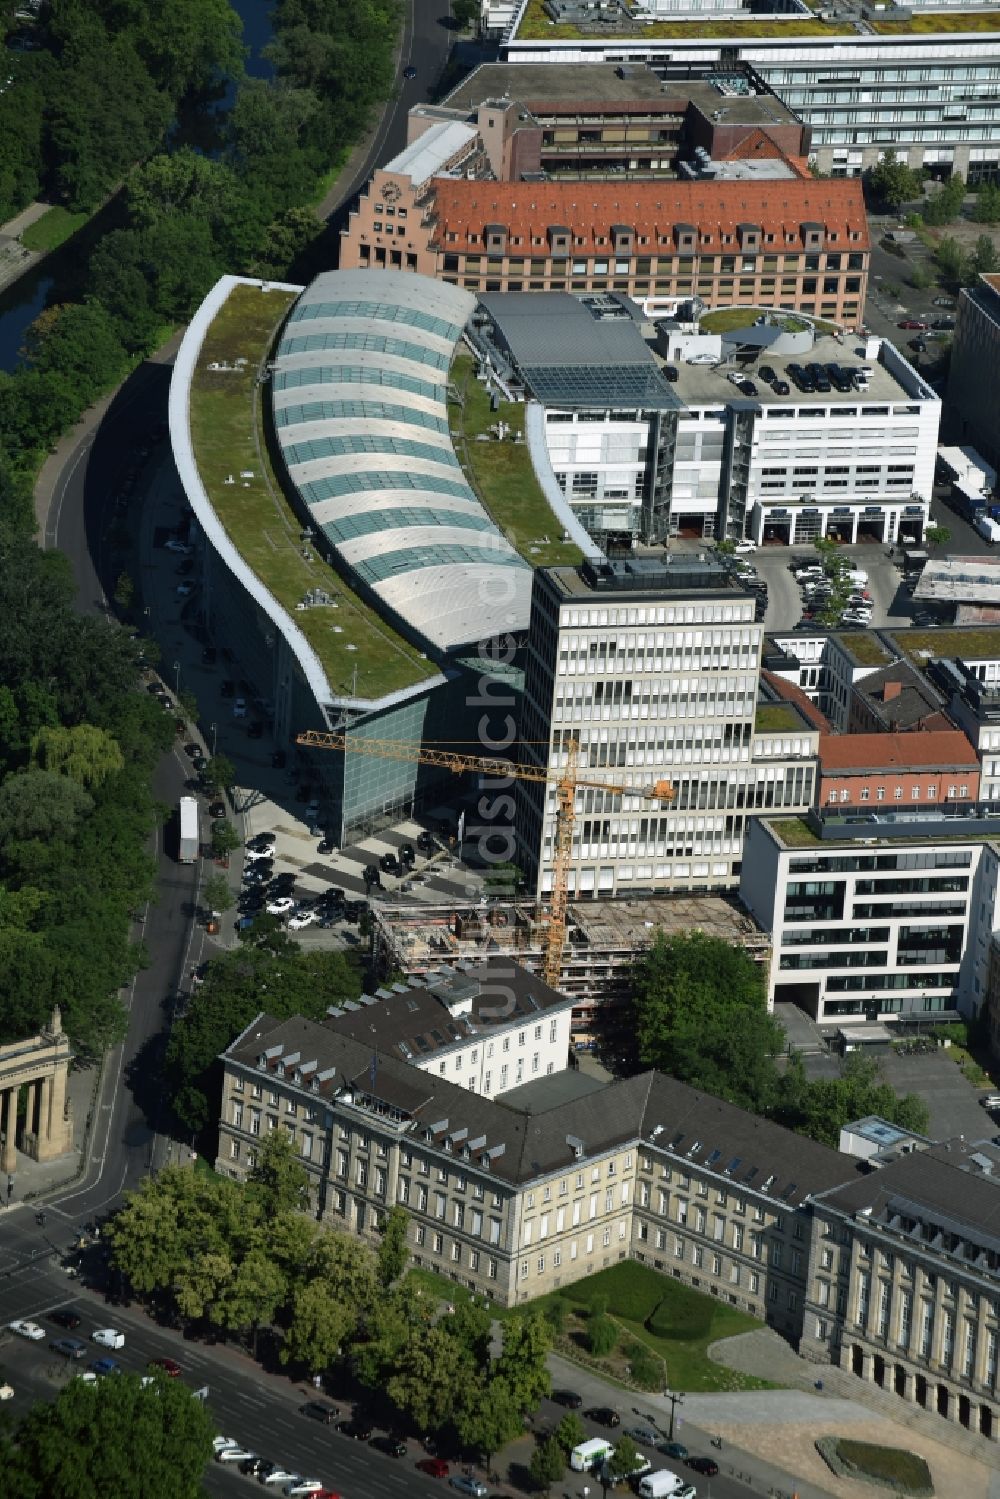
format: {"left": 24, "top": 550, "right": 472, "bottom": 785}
{"left": 755, "top": 703, "right": 807, "bottom": 733}
{"left": 514, "top": 0, "right": 1000, "bottom": 39}
{"left": 449, "top": 349, "right": 584, "bottom": 569}
{"left": 836, "top": 631, "right": 892, "bottom": 668}
{"left": 188, "top": 283, "right": 439, "bottom": 701}
{"left": 898, "top": 627, "right": 1000, "bottom": 663}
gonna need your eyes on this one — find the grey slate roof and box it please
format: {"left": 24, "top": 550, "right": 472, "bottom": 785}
{"left": 224, "top": 1007, "right": 861, "bottom": 1199}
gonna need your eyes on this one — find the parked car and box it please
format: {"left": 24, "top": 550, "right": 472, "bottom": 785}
{"left": 449, "top": 1478, "right": 488, "bottom": 1498}
{"left": 259, "top": 1469, "right": 300, "bottom": 1487}
{"left": 337, "top": 1418, "right": 374, "bottom": 1441}
{"left": 625, "top": 1425, "right": 660, "bottom": 1446}
{"left": 551, "top": 1390, "right": 583, "bottom": 1408}
{"left": 164, "top": 539, "right": 191, "bottom": 554}
{"left": 9, "top": 1320, "right": 45, "bottom": 1341}
{"left": 417, "top": 1458, "right": 450, "bottom": 1479}
{"left": 267, "top": 897, "right": 296, "bottom": 915}
{"left": 687, "top": 1456, "right": 719, "bottom": 1476}
{"left": 317, "top": 837, "right": 335, "bottom": 855}
{"left": 217, "top": 1445, "right": 257, "bottom": 1464}
{"left": 50, "top": 1337, "right": 88, "bottom": 1359}
{"left": 148, "top": 1357, "right": 182, "bottom": 1377}
{"left": 898, "top": 318, "right": 928, "bottom": 330}
{"left": 584, "top": 1407, "right": 621, "bottom": 1427}
{"left": 300, "top": 1401, "right": 339, "bottom": 1424}
{"left": 284, "top": 1482, "right": 325, "bottom": 1497}
{"left": 733, "top": 539, "right": 757, "bottom": 554}
{"left": 248, "top": 833, "right": 276, "bottom": 851}
{"left": 379, "top": 853, "right": 400, "bottom": 876}
{"left": 287, "top": 910, "right": 318, "bottom": 931}
{"left": 758, "top": 365, "right": 776, "bottom": 383}
{"left": 92, "top": 1328, "right": 125, "bottom": 1349}
{"left": 233, "top": 698, "right": 247, "bottom": 719}
{"left": 176, "top": 581, "right": 195, "bottom": 598}
{"left": 657, "top": 1441, "right": 689, "bottom": 1460}
{"left": 370, "top": 1435, "right": 407, "bottom": 1458}
{"left": 49, "top": 1309, "right": 81, "bottom": 1330}
{"left": 773, "top": 379, "right": 791, "bottom": 395}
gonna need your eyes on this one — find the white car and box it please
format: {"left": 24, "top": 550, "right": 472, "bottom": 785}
{"left": 0, "top": 1380, "right": 13, "bottom": 1400}
{"left": 91, "top": 1328, "right": 125, "bottom": 1349}
{"left": 9, "top": 1320, "right": 45, "bottom": 1341}
{"left": 686, "top": 352, "right": 719, "bottom": 366}
{"left": 245, "top": 844, "right": 273, "bottom": 862}
{"left": 287, "top": 910, "right": 318, "bottom": 932}
{"left": 176, "top": 581, "right": 194, "bottom": 598}
{"left": 76, "top": 1371, "right": 99, "bottom": 1387}
{"left": 213, "top": 1436, "right": 238, "bottom": 1454}
{"left": 217, "top": 1446, "right": 257, "bottom": 1464}
{"left": 233, "top": 698, "right": 247, "bottom": 719}
{"left": 284, "top": 1483, "right": 324, "bottom": 1497}
{"left": 260, "top": 1472, "right": 299, "bottom": 1488}
{"left": 733, "top": 539, "right": 757, "bottom": 554}
{"left": 266, "top": 896, "right": 296, "bottom": 915}
{"left": 726, "top": 369, "right": 746, "bottom": 385}
{"left": 164, "top": 539, "right": 191, "bottom": 555}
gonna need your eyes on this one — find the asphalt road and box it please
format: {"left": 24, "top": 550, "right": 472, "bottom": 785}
{"left": 0, "top": 1281, "right": 755, "bottom": 1499}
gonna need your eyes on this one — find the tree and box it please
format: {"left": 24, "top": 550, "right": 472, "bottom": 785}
{"left": 203, "top": 754, "right": 236, "bottom": 794}
{"left": 202, "top": 872, "right": 233, "bottom": 917}
{"left": 775, "top": 1053, "right": 929, "bottom": 1147}
{"left": 608, "top": 1434, "right": 640, "bottom": 1487}
{"left": 973, "top": 234, "right": 999, "bottom": 276}
{"left": 210, "top": 818, "right": 241, "bottom": 859}
{"left": 248, "top": 1129, "right": 310, "bottom": 1215}
{"left": 974, "top": 181, "right": 1000, "bottom": 225}
{"left": 923, "top": 173, "right": 966, "bottom": 226}
{"left": 554, "top": 1411, "right": 586, "bottom": 1455}
{"left": 936, "top": 235, "right": 969, "bottom": 287}
{"left": 455, "top": 1377, "right": 523, "bottom": 1471}
{"left": 529, "top": 1435, "right": 565, "bottom": 1494}
{"left": 631, "top": 931, "right": 784, "bottom": 1112}
{"left": 452, "top": 0, "right": 480, "bottom": 27}
{"left": 387, "top": 1322, "right": 476, "bottom": 1433}
{"left": 925, "top": 525, "right": 951, "bottom": 549}
{"left": 30, "top": 724, "right": 125, "bottom": 790}
{"left": 3, "top": 1368, "right": 214, "bottom": 1499}
{"left": 587, "top": 1305, "right": 618, "bottom": 1357}
{"left": 492, "top": 1310, "right": 551, "bottom": 1412}
{"left": 0, "top": 767, "right": 94, "bottom": 844}
{"left": 377, "top": 1204, "right": 410, "bottom": 1286}
{"left": 113, "top": 571, "right": 135, "bottom": 610}
{"left": 864, "top": 150, "right": 921, "bottom": 212}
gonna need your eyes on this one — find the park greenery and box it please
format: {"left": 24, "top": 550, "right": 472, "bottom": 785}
{"left": 628, "top": 932, "right": 929, "bottom": 1147}
{"left": 108, "top": 1135, "right": 552, "bottom": 1457}
{"left": 163, "top": 933, "right": 363, "bottom": 1135}
{"left": 0, "top": 1367, "right": 215, "bottom": 1499}
{"left": 0, "top": 0, "right": 402, "bottom": 482}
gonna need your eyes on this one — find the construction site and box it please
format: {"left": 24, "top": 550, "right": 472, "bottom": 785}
{"left": 370, "top": 893, "right": 771, "bottom": 1043}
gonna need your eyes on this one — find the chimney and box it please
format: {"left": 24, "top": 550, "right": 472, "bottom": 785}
{"left": 883, "top": 681, "right": 902, "bottom": 702}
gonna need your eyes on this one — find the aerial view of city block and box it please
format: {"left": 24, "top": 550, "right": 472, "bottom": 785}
{"left": 5, "top": 0, "right": 1000, "bottom": 1495}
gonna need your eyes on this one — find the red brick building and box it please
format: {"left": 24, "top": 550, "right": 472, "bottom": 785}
{"left": 340, "top": 176, "right": 870, "bottom": 328}
{"left": 819, "top": 730, "right": 981, "bottom": 809}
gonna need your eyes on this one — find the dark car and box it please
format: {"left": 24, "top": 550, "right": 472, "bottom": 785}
{"left": 209, "top": 801, "right": 226, "bottom": 819}
{"left": 220, "top": 680, "right": 235, "bottom": 698}
{"left": 184, "top": 742, "right": 200, "bottom": 760}
{"left": 773, "top": 380, "right": 790, "bottom": 396}
{"left": 370, "top": 1435, "right": 407, "bottom": 1458}
{"left": 148, "top": 1356, "right": 181, "bottom": 1377}
{"left": 364, "top": 864, "right": 381, "bottom": 886}
{"left": 687, "top": 1456, "right": 719, "bottom": 1476}
{"left": 317, "top": 838, "right": 335, "bottom": 855}
{"left": 584, "top": 1407, "right": 620, "bottom": 1428}
{"left": 49, "top": 1309, "right": 81, "bottom": 1330}
{"left": 300, "top": 1400, "right": 339, "bottom": 1424}
{"left": 89, "top": 1357, "right": 122, "bottom": 1377}
{"left": 50, "top": 1337, "right": 87, "bottom": 1359}
{"left": 379, "top": 852, "right": 400, "bottom": 876}
{"left": 737, "top": 380, "right": 757, "bottom": 397}
{"left": 399, "top": 842, "right": 415, "bottom": 868}
{"left": 758, "top": 365, "right": 776, "bottom": 383}
{"left": 931, "top": 317, "right": 956, "bottom": 331}
{"left": 662, "top": 364, "right": 679, "bottom": 382}
{"left": 338, "top": 1418, "right": 374, "bottom": 1441}
{"left": 403, "top": 64, "right": 417, "bottom": 78}
{"left": 551, "top": 1390, "right": 583, "bottom": 1409}
{"left": 417, "top": 1458, "right": 449, "bottom": 1479}
{"left": 658, "top": 1440, "right": 689, "bottom": 1459}
{"left": 344, "top": 900, "right": 367, "bottom": 921}
{"left": 417, "top": 830, "right": 436, "bottom": 854}
{"left": 248, "top": 833, "right": 275, "bottom": 852}
{"left": 269, "top": 873, "right": 296, "bottom": 891}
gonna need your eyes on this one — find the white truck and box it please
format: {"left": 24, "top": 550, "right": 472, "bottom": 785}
{"left": 570, "top": 1437, "right": 614, "bottom": 1473}
{"left": 178, "top": 796, "right": 200, "bottom": 863}
{"left": 976, "top": 513, "right": 1000, "bottom": 545}
{"left": 638, "top": 1472, "right": 684, "bottom": 1499}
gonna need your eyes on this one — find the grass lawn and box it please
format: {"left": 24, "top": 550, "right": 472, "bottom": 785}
{"left": 832, "top": 1439, "right": 932, "bottom": 1494}
{"left": 534, "top": 1262, "right": 776, "bottom": 1393}
{"left": 755, "top": 704, "right": 807, "bottom": 733}
{"left": 873, "top": 10, "right": 1000, "bottom": 28}
{"left": 189, "top": 283, "right": 438, "bottom": 701}
{"left": 699, "top": 307, "right": 839, "bottom": 335}
{"left": 449, "top": 350, "right": 583, "bottom": 569}
{"left": 20, "top": 205, "right": 89, "bottom": 253}
{"left": 768, "top": 816, "right": 821, "bottom": 847}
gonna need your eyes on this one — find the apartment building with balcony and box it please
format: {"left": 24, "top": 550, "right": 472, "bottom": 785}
{"left": 340, "top": 177, "right": 869, "bottom": 329}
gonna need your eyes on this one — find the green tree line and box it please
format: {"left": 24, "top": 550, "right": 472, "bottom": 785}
{"left": 108, "top": 1135, "right": 551, "bottom": 1458}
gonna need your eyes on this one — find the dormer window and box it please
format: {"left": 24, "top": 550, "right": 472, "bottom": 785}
{"left": 737, "top": 223, "right": 762, "bottom": 252}
{"left": 674, "top": 223, "right": 697, "bottom": 254}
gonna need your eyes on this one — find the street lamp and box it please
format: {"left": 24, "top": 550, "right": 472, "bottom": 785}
{"left": 173, "top": 659, "right": 181, "bottom": 696}
{"left": 666, "top": 1389, "right": 685, "bottom": 1441}
{"left": 210, "top": 723, "right": 217, "bottom": 757}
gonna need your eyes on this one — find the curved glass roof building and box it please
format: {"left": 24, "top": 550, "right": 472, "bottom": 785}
{"left": 271, "top": 270, "right": 531, "bottom": 655}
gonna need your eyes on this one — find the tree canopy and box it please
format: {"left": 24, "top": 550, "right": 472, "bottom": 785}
{"left": 0, "top": 1369, "right": 214, "bottom": 1499}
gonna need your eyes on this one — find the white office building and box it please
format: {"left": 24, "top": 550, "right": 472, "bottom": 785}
{"left": 515, "top": 556, "right": 818, "bottom": 900}
{"left": 741, "top": 813, "right": 1000, "bottom": 1028}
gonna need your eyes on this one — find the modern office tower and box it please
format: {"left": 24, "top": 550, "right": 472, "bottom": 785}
{"left": 514, "top": 556, "right": 814, "bottom": 899}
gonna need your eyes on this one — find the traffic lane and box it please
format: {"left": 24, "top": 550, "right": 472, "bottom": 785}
{"left": 0, "top": 1298, "right": 467, "bottom": 1499}
{"left": 535, "top": 1395, "right": 750, "bottom": 1499}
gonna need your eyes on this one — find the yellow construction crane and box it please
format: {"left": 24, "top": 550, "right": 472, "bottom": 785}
{"left": 295, "top": 730, "right": 675, "bottom": 988}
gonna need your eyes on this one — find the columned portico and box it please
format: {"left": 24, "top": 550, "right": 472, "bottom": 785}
{"left": 0, "top": 1008, "right": 73, "bottom": 1166}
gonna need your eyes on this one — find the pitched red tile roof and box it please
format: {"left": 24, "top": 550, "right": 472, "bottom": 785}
{"left": 428, "top": 177, "right": 869, "bottom": 254}
{"left": 819, "top": 729, "right": 979, "bottom": 773}
{"left": 761, "top": 670, "right": 831, "bottom": 732}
